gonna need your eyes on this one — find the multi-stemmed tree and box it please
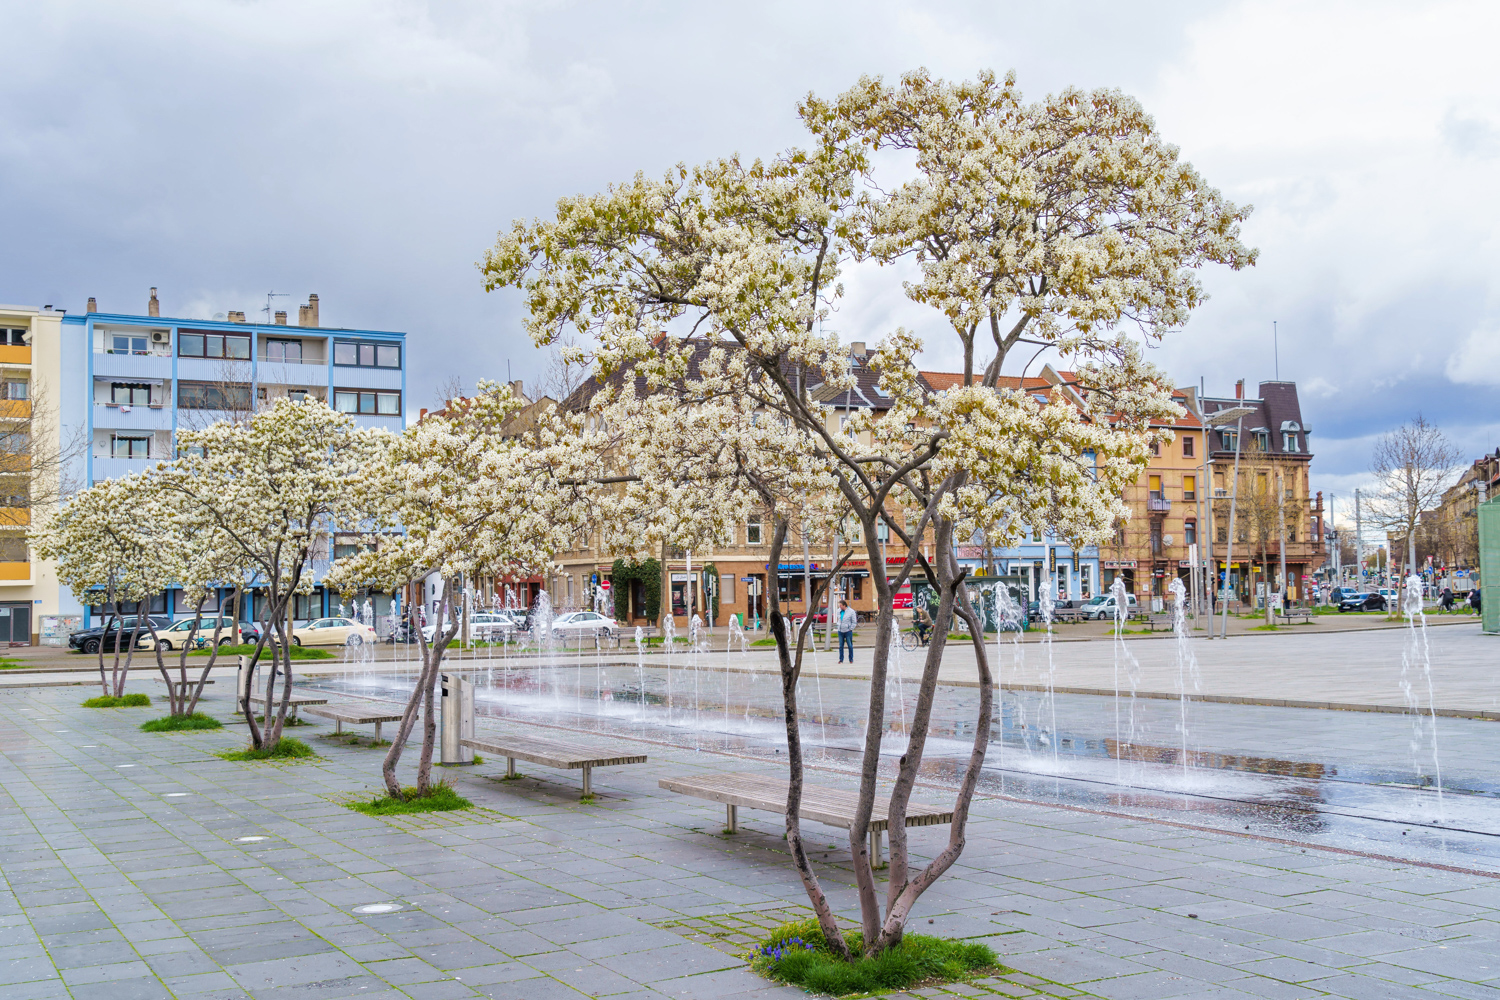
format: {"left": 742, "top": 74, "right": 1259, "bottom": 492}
{"left": 32, "top": 474, "right": 173, "bottom": 697}
{"left": 486, "top": 69, "right": 1253, "bottom": 956}
{"left": 328, "top": 382, "right": 595, "bottom": 798}
{"left": 155, "top": 399, "right": 392, "bottom": 751}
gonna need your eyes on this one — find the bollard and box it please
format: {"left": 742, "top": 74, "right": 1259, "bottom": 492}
{"left": 440, "top": 672, "right": 474, "bottom": 765}
{"left": 235, "top": 655, "right": 253, "bottom": 713}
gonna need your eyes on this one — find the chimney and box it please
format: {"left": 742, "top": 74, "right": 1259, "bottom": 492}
{"left": 148, "top": 287, "right": 160, "bottom": 318}
{"left": 86, "top": 297, "right": 97, "bottom": 313}
{"left": 1235, "top": 379, "right": 1244, "bottom": 400}
{"left": 228, "top": 311, "right": 246, "bottom": 323}
{"left": 511, "top": 379, "right": 526, "bottom": 399}
{"left": 850, "top": 341, "right": 866, "bottom": 357}
{"left": 307, "top": 293, "right": 319, "bottom": 328}
{"left": 274, "top": 310, "right": 287, "bottom": 325}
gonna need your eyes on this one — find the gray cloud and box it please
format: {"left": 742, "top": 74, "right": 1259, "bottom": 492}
{"left": 1, "top": 0, "right": 1496, "bottom": 496}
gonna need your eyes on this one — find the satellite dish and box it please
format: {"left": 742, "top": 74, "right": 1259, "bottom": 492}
{"left": 212, "top": 312, "right": 227, "bottom": 321}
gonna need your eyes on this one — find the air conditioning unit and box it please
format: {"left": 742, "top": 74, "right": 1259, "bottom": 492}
{"left": 150, "top": 330, "right": 170, "bottom": 345}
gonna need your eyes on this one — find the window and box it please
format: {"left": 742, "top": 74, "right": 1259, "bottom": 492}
{"left": 265, "top": 339, "right": 303, "bottom": 363}
{"left": 1255, "top": 431, "right": 1270, "bottom": 451}
{"left": 334, "top": 340, "right": 401, "bottom": 368}
{"left": 1148, "top": 475, "right": 1162, "bottom": 500}
{"left": 333, "top": 390, "right": 401, "bottom": 416}
{"left": 1150, "top": 439, "right": 1160, "bottom": 456}
{"left": 110, "top": 334, "right": 148, "bottom": 355}
{"left": 0, "top": 535, "right": 28, "bottom": 561}
{"left": 178, "top": 381, "right": 251, "bottom": 410}
{"left": 746, "top": 517, "right": 762, "bottom": 545}
{"left": 1184, "top": 520, "right": 1197, "bottom": 546}
{"left": 111, "top": 435, "right": 150, "bottom": 459}
{"left": 1, "top": 380, "right": 28, "bottom": 400}
{"left": 110, "top": 382, "right": 151, "bottom": 406}
{"left": 288, "top": 389, "right": 308, "bottom": 403}
{"left": 1257, "top": 472, "right": 1268, "bottom": 494}
{"left": 1283, "top": 432, "right": 1299, "bottom": 453}
{"left": 778, "top": 575, "right": 804, "bottom": 604}
{"left": 1220, "top": 429, "right": 1237, "bottom": 450}
{"left": 1183, "top": 475, "right": 1196, "bottom": 501}
{"left": 876, "top": 519, "right": 889, "bottom": 543}
{"left": 178, "top": 332, "right": 250, "bottom": 360}
{"left": 3, "top": 329, "right": 25, "bottom": 346}
{"left": 1182, "top": 435, "right": 1194, "bottom": 458}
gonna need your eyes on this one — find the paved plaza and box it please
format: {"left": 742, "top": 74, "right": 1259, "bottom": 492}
{"left": 2, "top": 669, "right": 1498, "bottom": 1000}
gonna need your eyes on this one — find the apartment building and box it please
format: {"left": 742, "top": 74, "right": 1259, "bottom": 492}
{"left": 0, "top": 304, "right": 67, "bottom": 643}
{"left": 1199, "top": 380, "right": 1325, "bottom": 604}
{"left": 4, "top": 290, "right": 412, "bottom": 629}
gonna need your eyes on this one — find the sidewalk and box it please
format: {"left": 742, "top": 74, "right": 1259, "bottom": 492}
{"left": 2, "top": 685, "right": 1497, "bottom": 999}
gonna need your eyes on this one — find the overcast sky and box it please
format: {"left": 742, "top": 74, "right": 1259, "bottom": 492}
{"left": 3, "top": 0, "right": 1497, "bottom": 522}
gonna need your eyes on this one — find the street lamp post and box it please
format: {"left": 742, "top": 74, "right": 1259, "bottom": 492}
{"left": 1206, "top": 405, "right": 1255, "bottom": 639}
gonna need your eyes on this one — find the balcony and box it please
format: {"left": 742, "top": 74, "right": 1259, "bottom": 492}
{"left": 1147, "top": 497, "right": 1171, "bottom": 513}
{"left": 0, "top": 562, "right": 30, "bottom": 582}
{"left": 91, "top": 456, "right": 160, "bottom": 482}
{"left": 94, "top": 403, "right": 173, "bottom": 431}
{"left": 94, "top": 352, "right": 174, "bottom": 380}
{"left": 0, "top": 345, "right": 31, "bottom": 365}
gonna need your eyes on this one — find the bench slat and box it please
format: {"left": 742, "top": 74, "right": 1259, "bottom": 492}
{"left": 659, "top": 772, "right": 952, "bottom": 833}
{"left": 302, "top": 706, "right": 403, "bottom": 725}
{"left": 462, "top": 736, "right": 646, "bottom": 770}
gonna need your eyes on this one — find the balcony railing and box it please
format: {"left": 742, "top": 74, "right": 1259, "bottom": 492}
{"left": 256, "top": 355, "right": 328, "bottom": 366}
{"left": 1147, "top": 497, "right": 1171, "bottom": 512}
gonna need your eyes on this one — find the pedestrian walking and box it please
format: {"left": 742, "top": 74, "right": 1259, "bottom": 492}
{"left": 836, "top": 599, "right": 856, "bottom": 663}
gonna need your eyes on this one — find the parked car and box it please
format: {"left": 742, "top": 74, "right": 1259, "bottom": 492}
{"left": 1328, "top": 587, "right": 1359, "bottom": 606}
{"left": 69, "top": 615, "right": 173, "bottom": 654}
{"left": 291, "top": 617, "right": 379, "bottom": 646}
{"left": 420, "top": 612, "right": 520, "bottom": 644}
{"left": 1081, "top": 593, "right": 1139, "bottom": 621}
{"left": 549, "top": 610, "right": 617, "bottom": 640}
{"left": 1338, "top": 592, "right": 1387, "bottom": 613}
{"left": 153, "top": 617, "right": 261, "bottom": 650}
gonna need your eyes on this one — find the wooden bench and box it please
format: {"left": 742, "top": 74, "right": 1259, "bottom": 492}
{"left": 302, "top": 705, "right": 403, "bottom": 742}
{"left": 1276, "top": 609, "right": 1314, "bottom": 625}
{"left": 154, "top": 678, "right": 215, "bottom": 696}
{"left": 659, "top": 771, "right": 953, "bottom": 869}
{"left": 237, "top": 693, "right": 328, "bottom": 721}
{"left": 462, "top": 733, "right": 646, "bottom": 798}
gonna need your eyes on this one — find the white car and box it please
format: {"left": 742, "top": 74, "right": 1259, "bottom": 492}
{"left": 421, "top": 613, "right": 519, "bottom": 644}
{"left": 549, "top": 611, "right": 617, "bottom": 639}
{"left": 1082, "top": 593, "right": 1138, "bottom": 620}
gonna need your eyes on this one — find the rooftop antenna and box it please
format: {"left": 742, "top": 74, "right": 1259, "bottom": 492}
{"left": 262, "top": 291, "right": 289, "bottom": 325}
{"left": 1273, "top": 320, "right": 1279, "bottom": 381}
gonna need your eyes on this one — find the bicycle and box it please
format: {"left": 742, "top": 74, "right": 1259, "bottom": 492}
{"left": 899, "top": 626, "right": 929, "bottom": 651}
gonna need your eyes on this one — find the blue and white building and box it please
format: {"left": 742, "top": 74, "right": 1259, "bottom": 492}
{"left": 55, "top": 290, "right": 407, "bottom": 624}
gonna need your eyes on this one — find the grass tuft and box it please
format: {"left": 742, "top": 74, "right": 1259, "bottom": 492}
{"left": 216, "top": 736, "right": 316, "bottom": 762}
{"left": 82, "top": 693, "right": 153, "bottom": 708}
{"left": 749, "top": 918, "right": 999, "bottom": 997}
{"left": 141, "top": 713, "right": 223, "bottom": 732}
{"left": 191, "top": 643, "right": 334, "bottom": 660}
{"left": 346, "top": 783, "right": 472, "bottom": 816}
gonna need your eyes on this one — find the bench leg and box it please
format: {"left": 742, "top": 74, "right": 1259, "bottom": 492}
{"left": 506, "top": 756, "right": 516, "bottom": 778}
{"left": 335, "top": 719, "right": 343, "bottom": 735}
{"left": 373, "top": 721, "right": 380, "bottom": 743}
{"left": 581, "top": 764, "right": 593, "bottom": 798}
{"left": 725, "top": 804, "right": 737, "bottom": 834}
{"left": 869, "top": 829, "right": 885, "bottom": 870}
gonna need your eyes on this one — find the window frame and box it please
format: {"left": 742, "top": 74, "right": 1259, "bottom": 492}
{"left": 110, "top": 382, "right": 151, "bottom": 406}
{"left": 264, "top": 338, "right": 304, "bottom": 364}
{"left": 111, "top": 435, "right": 150, "bottom": 459}
{"left": 745, "top": 517, "right": 763, "bottom": 546}
{"left": 177, "top": 381, "right": 251, "bottom": 411}
{"left": 1182, "top": 434, "right": 1194, "bottom": 458}
{"left": 177, "top": 331, "right": 251, "bottom": 360}
{"left": 333, "top": 339, "right": 402, "bottom": 369}
{"left": 333, "top": 389, "right": 401, "bottom": 417}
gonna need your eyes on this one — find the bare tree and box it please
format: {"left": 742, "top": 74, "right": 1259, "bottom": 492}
{"left": 1369, "top": 415, "right": 1460, "bottom": 577}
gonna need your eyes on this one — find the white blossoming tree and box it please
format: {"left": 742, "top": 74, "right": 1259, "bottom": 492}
{"left": 32, "top": 474, "right": 174, "bottom": 697}
{"left": 155, "top": 400, "right": 393, "bottom": 751}
{"left": 328, "top": 382, "right": 594, "bottom": 799}
{"left": 484, "top": 69, "right": 1254, "bottom": 957}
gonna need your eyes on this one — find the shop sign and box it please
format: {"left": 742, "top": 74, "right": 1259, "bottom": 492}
{"left": 1103, "top": 559, "right": 1137, "bottom": 569}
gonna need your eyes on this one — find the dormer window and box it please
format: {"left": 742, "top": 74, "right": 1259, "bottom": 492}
{"left": 1280, "top": 420, "right": 1302, "bottom": 453}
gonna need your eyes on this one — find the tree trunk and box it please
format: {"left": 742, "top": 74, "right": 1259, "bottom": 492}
{"left": 767, "top": 517, "right": 851, "bottom": 960}
{"left": 383, "top": 576, "right": 457, "bottom": 798}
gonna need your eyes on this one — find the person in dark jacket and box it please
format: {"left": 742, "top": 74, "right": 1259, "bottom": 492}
{"left": 1440, "top": 587, "right": 1455, "bottom": 612}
